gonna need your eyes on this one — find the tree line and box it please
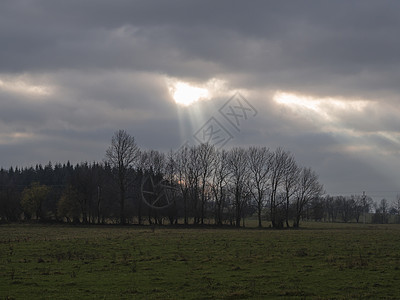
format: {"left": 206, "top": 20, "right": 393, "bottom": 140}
{"left": 0, "top": 130, "right": 396, "bottom": 227}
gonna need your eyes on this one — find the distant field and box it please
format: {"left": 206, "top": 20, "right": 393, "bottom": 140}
{"left": 1, "top": 223, "right": 400, "bottom": 299}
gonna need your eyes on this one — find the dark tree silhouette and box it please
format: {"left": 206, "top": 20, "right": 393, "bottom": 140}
{"left": 106, "top": 130, "right": 140, "bottom": 225}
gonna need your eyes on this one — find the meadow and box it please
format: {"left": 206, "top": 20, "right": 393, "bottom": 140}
{"left": 1, "top": 222, "right": 400, "bottom": 299}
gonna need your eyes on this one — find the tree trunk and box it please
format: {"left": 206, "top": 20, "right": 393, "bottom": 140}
{"left": 120, "top": 184, "right": 125, "bottom": 225}
{"left": 258, "top": 201, "right": 262, "bottom": 228}
{"left": 201, "top": 201, "right": 205, "bottom": 225}
{"left": 183, "top": 194, "right": 188, "bottom": 225}
{"left": 236, "top": 215, "right": 241, "bottom": 227}
{"left": 235, "top": 192, "right": 241, "bottom": 227}
{"left": 137, "top": 199, "right": 142, "bottom": 225}
{"left": 285, "top": 196, "right": 290, "bottom": 228}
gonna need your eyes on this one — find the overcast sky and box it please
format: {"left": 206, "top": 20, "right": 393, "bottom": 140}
{"left": 0, "top": 0, "right": 399, "bottom": 202}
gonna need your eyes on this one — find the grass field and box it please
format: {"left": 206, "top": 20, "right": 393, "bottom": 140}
{"left": 1, "top": 222, "right": 400, "bottom": 299}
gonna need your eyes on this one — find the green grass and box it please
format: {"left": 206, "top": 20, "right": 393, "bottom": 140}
{"left": 1, "top": 223, "right": 400, "bottom": 299}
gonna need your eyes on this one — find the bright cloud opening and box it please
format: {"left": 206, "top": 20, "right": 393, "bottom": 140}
{"left": 166, "top": 77, "right": 228, "bottom": 107}
{"left": 0, "top": 77, "right": 53, "bottom": 97}
{"left": 273, "top": 91, "right": 400, "bottom": 157}
{"left": 274, "top": 91, "right": 320, "bottom": 111}
{"left": 0, "top": 131, "right": 36, "bottom": 145}
{"left": 170, "top": 81, "right": 210, "bottom": 106}
{"left": 273, "top": 91, "right": 369, "bottom": 121}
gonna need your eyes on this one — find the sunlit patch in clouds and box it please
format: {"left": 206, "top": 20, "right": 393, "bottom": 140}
{"left": 170, "top": 81, "right": 209, "bottom": 106}
{"left": 274, "top": 91, "right": 320, "bottom": 113}
{"left": 0, "top": 77, "right": 53, "bottom": 97}
{"left": 274, "top": 91, "right": 369, "bottom": 122}
{"left": 166, "top": 78, "right": 226, "bottom": 106}
{"left": 0, "top": 131, "right": 36, "bottom": 145}
{"left": 273, "top": 91, "right": 400, "bottom": 158}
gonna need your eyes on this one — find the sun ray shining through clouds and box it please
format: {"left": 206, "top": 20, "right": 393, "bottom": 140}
{"left": 166, "top": 77, "right": 232, "bottom": 145}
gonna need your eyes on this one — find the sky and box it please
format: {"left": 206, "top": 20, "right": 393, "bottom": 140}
{"left": 0, "top": 0, "right": 399, "bottom": 202}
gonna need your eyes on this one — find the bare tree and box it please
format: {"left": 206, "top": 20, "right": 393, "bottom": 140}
{"left": 373, "top": 198, "right": 389, "bottom": 224}
{"left": 337, "top": 196, "right": 354, "bottom": 223}
{"left": 163, "top": 150, "right": 180, "bottom": 224}
{"left": 351, "top": 195, "right": 365, "bottom": 223}
{"left": 140, "top": 149, "right": 167, "bottom": 224}
{"left": 282, "top": 153, "right": 299, "bottom": 228}
{"left": 269, "top": 148, "right": 288, "bottom": 228}
{"left": 247, "top": 146, "right": 272, "bottom": 228}
{"left": 360, "top": 193, "right": 373, "bottom": 224}
{"left": 187, "top": 146, "right": 203, "bottom": 224}
{"left": 293, "top": 167, "right": 324, "bottom": 227}
{"left": 175, "top": 145, "right": 191, "bottom": 225}
{"left": 227, "top": 147, "right": 248, "bottom": 227}
{"left": 324, "top": 195, "right": 336, "bottom": 222}
{"left": 198, "top": 143, "right": 216, "bottom": 224}
{"left": 164, "top": 150, "right": 177, "bottom": 184}
{"left": 394, "top": 195, "right": 400, "bottom": 223}
{"left": 211, "top": 149, "right": 230, "bottom": 226}
{"left": 105, "top": 130, "right": 140, "bottom": 225}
